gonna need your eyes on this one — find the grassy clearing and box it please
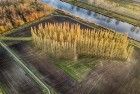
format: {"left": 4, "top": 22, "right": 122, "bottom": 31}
{"left": 54, "top": 57, "right": 99, "bottom": 82}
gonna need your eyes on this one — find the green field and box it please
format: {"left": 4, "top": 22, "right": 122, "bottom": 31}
{"left": 54, "top": 57, "right": 100, "bottom": 82}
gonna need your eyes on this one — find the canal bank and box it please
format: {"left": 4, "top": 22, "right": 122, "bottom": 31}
{"left": 64, "top": 0, "right": 140, "bottom": 27}
{"left": 42, "top": 0, "right": 140, "bottom": 42}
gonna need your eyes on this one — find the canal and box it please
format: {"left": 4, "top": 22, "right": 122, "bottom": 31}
{"left": 43, "top": 0, "right": 140, "bottom": 41}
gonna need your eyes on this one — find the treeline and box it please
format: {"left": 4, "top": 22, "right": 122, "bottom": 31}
{"left": 31, "top": 22, "right": 134, "bottom": 61}
{"left": 0, "top": 0, "right": 54, "bottom": 33}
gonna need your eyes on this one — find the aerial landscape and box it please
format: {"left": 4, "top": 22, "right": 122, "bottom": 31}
{"left": 0, "top": 0, "right": 140, "bottom": 94}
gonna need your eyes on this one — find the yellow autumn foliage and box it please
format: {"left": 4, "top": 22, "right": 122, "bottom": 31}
{"left": 31, "top": 22, "right": 134, "bottom": 61}
{"left": 0, "top": 1, "right": 54, "bottom": 34}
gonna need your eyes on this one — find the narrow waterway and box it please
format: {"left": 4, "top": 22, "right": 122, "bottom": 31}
{"left": 43, "top": 0, "right": 140, "bottom": 41}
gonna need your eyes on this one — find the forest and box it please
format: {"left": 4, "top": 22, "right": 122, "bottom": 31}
{"left": 0, "top": 0, "right": 54, "bottom": 33}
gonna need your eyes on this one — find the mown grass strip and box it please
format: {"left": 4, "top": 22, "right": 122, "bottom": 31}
{"left": 130, "top": 40, "right": 140, "bottom": 49}
{"left": 0, "top": 37, "right": 32, "bottom": 41}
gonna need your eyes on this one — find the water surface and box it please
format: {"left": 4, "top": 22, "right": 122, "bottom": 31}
{"left": 43, "top": 0, "right": 140, "bottom": 41}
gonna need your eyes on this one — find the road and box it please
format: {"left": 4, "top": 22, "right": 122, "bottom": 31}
{"left": 0, "top": 41, "right": 52, "bottom": 94}
{"left": 0, "top": 48, "right": 43, "bottom": 94}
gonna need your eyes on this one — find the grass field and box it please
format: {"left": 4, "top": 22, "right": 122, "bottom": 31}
{"left": 54, "top": 57, "right": 101, "bottom": 82}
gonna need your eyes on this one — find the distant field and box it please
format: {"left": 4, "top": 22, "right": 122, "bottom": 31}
{"left": 66, "top": 0, "right": 140, "bottom": 26}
